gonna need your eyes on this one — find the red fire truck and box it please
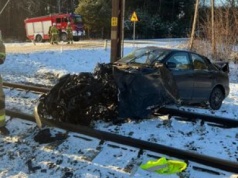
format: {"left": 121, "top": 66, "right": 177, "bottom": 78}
{"left": 24, "top": 13, "right": 85, "bottom": 42}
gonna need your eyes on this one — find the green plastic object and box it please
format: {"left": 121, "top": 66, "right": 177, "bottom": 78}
{"left": 140, "top": 157, "right": 187, "bottom": 174}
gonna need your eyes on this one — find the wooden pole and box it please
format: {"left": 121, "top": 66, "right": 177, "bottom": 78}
{"left": 110, "top": 0, "right": 123, "bottom": 63}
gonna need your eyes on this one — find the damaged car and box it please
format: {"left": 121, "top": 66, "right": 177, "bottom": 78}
{"left": 35, "top": 61, "right": 179, "bottom": 126}
{"left": 114, "top": 46, "right": 230, "bottom": 112}
{"left": 35, "top": 47, "right": 229, "bottom": 126}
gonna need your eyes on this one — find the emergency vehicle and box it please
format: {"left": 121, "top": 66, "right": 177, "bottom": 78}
{"left": 24, "top": 13, "right": 84, "bottom": 42}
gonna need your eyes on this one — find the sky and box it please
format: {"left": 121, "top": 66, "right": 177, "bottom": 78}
{"left": 0, "top": 39, "right": 237, "bottom": 178}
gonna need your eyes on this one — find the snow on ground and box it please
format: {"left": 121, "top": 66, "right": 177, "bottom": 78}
{"left": 0, "top": 39, "right": 238, "bottom": 178}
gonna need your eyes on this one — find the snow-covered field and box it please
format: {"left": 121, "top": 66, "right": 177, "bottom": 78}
{"left": 0, "top": 39, "right": 238, "bottom": 178}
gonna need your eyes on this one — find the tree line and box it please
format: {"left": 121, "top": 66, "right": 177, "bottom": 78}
{"left": 0, "top": 0, "right": 238, "bottom": 45}
{"left": 0, "top": 0, "right": 195, "bottom": 41}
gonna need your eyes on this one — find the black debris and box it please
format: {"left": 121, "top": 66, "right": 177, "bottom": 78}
{"left": 37, "top": 63, "right": 177, "bottom": 126}
{"left": 38, "top": 63, "right": 118, "bottom": 126}
{"left": 34, "top": 128, "right": 67, "bottom": 144}
{"left": 26, "top": 159, "right": 41, "bottom": 173}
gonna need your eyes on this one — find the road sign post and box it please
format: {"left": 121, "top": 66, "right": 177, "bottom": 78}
{"left": 130, "top": 11, "right": 138, "bottom": 47}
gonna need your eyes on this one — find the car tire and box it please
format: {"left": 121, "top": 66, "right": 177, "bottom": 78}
{"left": 209, "top": 87, "right": 224, "bottom": 110}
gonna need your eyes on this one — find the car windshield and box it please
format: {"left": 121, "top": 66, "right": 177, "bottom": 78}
{"left": 73, "top": 15, "right": 83, "bottom": 24}
{"left": 118, "top": 47, "right": 169, "bottom": 64}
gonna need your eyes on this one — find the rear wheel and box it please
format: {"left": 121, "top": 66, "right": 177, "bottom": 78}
{"left": 209, "top": 87, "right": 224, "bottom": 110}
{"left": 35, "top": 35, "right": 42, "bottom": 42}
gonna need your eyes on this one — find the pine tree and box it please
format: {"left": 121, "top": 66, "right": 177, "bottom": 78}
{"left": 75, "top": 0, "right": 111, "bottom": 38}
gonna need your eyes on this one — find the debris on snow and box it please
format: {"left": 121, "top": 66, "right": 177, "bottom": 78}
{"left": 37, "top": 63, "right": 178, "bottom": 126}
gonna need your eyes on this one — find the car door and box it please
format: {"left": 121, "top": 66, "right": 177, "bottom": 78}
{"left": 165, "top": 52, "right": 194, "bottom": 100}
{"left": 190, "top": 53, "right": 214, "bottom": 100}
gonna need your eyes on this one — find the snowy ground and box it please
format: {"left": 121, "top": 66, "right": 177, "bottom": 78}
{"left": 0, "top": 39, "right": 238, "bottom": 178}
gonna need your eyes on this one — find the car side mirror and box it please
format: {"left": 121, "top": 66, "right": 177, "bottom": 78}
{"left": 166, "top": 62, "right": 176, "bottom": 69}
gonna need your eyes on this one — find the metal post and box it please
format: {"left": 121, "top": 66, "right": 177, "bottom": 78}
{"left": 104, "top": 39, "right": 108, "bottom": 51}
{"left": 133, "top": 22, "right": 136, "bottom": 47}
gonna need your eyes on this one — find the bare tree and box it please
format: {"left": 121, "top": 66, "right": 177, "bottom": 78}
{"left": 16, "top": 0, "right": 42, "bottom": 15}
{"left": 211, "top": 0, "right": 216, "bottom": 57}
{"left": 192, "top": 0, "right": 238, "bottom": 61}
{"left": 188, "top": 0, "right": 199, "bottom": 50}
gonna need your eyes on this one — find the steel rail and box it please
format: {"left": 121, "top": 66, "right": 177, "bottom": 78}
{"left": 157, "top": 107, "right": 238, "bottom": 128}
{"left": 3, "top": 82, "right": 50, "bottom": 93}
{"left": 5, "top": 109, "right": 238, "bottom": 173}
{"left": 3, "top": 82, "right": 238, "bottom": 128}
{"left": 3, "top": 82, "right": 238, "bottom": 127}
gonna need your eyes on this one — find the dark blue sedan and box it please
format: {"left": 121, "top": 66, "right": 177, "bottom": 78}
{"left": 114, "top": 46, "right": 229, "bottom": 110}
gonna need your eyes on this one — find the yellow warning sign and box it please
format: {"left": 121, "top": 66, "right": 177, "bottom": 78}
{"left": 111, "top": 17, "right": 118, "bottom": 26}
{"left": 130, "top": 11, "right": 138, "bottom": 22}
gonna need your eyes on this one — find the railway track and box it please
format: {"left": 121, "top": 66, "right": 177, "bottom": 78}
{"left": 3, "top": 81, "right": 50, "bottom": 93}
{"left": 5, "top": 109, "right": 238, "bottom": 174}
{"left": 2, "top": 82, "right": 238, "bottom": 175}
{"left": 4, "top": 82, "right": 238, "bottom": 128}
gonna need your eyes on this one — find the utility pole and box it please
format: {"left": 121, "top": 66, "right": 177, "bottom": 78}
{"left": 110, "top": 0, "right": 124, "bottom": 63}
{"left": 188, "top": 0, "right": 199, "bottom": 50}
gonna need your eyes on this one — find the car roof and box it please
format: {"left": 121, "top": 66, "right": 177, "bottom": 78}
{"left": 141, "top": 46, "right": 190, "bottom": 53}
{"left": 140, "top": 46, "right": 209, "bottom": 59}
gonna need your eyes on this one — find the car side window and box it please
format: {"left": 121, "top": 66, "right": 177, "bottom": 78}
{"left": 166, "top": 52, "right": 191, "bottom": 70}
{"left": 191, "top": 54, "right": 208, "bottom": 70}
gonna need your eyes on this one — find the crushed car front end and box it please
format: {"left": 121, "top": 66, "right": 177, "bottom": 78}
{"left": 113, "top": 47, "right": 179, "bottom": 119}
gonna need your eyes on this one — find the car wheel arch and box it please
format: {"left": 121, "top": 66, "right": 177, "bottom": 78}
{"left": 211, "top": 84, "right": 225, "bottom": 96}
{"left": 209, "top": 85, "right": 225, "bottom": 110}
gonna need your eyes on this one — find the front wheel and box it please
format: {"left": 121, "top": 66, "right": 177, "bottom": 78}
{"left": 35, "top": 35, "right": 43, "bottom": 42}
{"left": 209, "top": 87, "right": 224, "bottom": 110}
